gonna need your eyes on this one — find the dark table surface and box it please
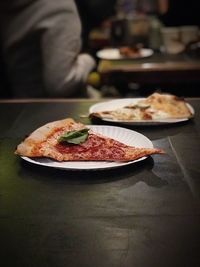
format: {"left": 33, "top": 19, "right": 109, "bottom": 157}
{"left": 0, "top": 98, "right": 200, "bottom": 267}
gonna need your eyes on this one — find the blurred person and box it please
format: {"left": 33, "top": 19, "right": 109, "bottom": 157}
{"left": 0, "top": 0, "right": 96, "bottom": 98}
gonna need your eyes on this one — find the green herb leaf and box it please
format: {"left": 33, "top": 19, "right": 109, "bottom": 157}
{"left": 58, "top": 128, "right": 89, "bottom": 144}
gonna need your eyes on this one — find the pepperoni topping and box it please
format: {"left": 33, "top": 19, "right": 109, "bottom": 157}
{"left": 55, "top": 134, "right": 126, "bottom": 160}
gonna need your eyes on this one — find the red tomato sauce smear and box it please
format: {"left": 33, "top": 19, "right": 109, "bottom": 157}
{"left": 55, "top": 134, "right": 127, "bottom": 160}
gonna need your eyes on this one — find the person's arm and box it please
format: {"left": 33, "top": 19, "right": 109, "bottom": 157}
{"left": 41, "top": 12, "right": 96, "bottom": 97}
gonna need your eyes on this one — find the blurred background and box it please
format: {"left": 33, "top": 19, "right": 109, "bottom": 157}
{"left": 1, "top": 0, "right": 200, "bottom": 98}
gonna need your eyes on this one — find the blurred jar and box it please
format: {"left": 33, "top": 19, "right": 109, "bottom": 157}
{"left": 161, "top": 27, "right": 185, "bottom": 54}
{"left": 110, "top": 14, "right": 150, "bottom": 47}
{"left": 110, "top": 17, "right": 129, "bottom": 46}
{"left": 149, "top": 16, "right": 163, "bottom": 51}
{"left": 126, "top": 14, "right": 150, "bottom": 46}
{"left": 180, "top": 25, "right": 199, "bottom": 46}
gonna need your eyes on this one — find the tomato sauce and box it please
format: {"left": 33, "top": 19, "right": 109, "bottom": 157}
{"left": 55, "top": 134, "right": 126, "bottom": 160}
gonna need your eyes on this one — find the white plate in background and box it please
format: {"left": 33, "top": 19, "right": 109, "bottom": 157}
{"left": 96, "top": 48, "right": 154, "bottom": 60}
{"left": 89, "top": 98, "right": 194, "bottom": 125}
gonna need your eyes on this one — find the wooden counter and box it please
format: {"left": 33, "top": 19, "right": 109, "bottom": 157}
{"left": 98, "top": 52, "right": 200, "bottom": 93}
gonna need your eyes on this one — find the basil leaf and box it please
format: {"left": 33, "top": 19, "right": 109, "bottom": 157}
{"left": 58, "top": 128, "right": 89, "bottom": 144}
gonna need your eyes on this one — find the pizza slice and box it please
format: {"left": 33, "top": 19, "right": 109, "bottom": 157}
{"left": 90, "top": 107, "right": 152, "bottom": 121}
{"left": 135, "top": 93, "right": 193, "bottom": 119}
{"left": 15, "top": 118, "right": 163, "bottom": 162}
{"left": 90, "top": 93, "right": 193, "bottom": 121}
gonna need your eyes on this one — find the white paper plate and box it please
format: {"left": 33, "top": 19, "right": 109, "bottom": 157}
{"left": 21, "top": 125, "right": 154, "bottom": 170}
{"left": 89, "top": 98, "right": 194, "bottom": 126}
{"left": 96, "top": 48, "right": 153, "bottom": 60}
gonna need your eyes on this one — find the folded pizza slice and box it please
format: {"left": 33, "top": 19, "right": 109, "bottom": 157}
{"left": 90, "top": 93, "right": 193, "bottom": 121}
{"left": 135, "top": 93, "right": 193, "bottom": 119}
{"left": 15, "top": 118, "right": 163, "bottom": 162}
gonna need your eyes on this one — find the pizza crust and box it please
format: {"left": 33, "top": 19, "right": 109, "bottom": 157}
{"left": 90, "top": 93, "right": 193, "bottom": 121}
{"left": 15, "top": 118, "right": 85, "bottom": 157}
{"left": 140, "top": 93, "right": 192, "bottom": 119}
